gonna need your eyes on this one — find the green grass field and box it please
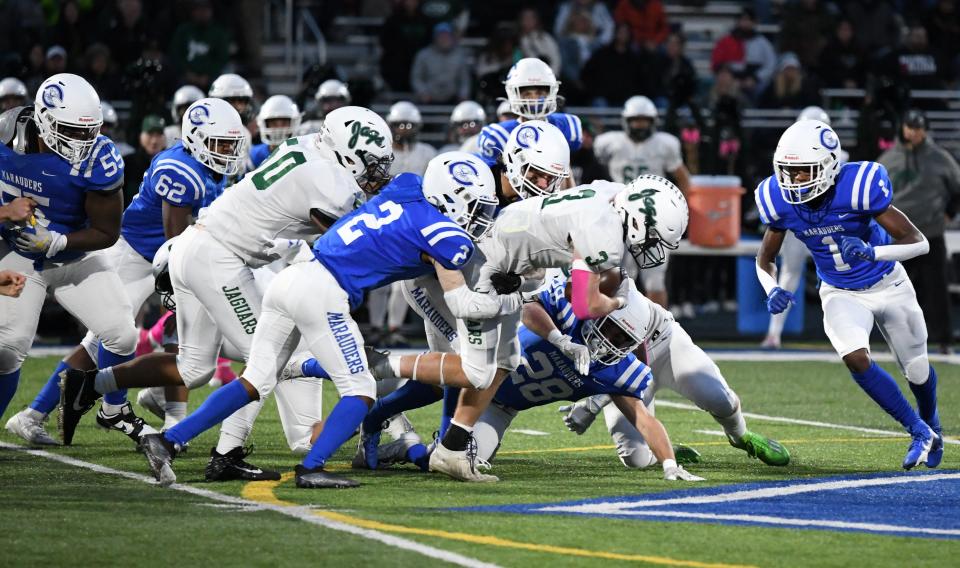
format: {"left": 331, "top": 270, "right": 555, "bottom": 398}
{"left": 2, "top": 355, "right": 957, "bottom": 567}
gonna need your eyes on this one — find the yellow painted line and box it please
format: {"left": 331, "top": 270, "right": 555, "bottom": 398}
{"left": 241, "top": 475, "right": 757, "bottom": 568}
{"left": 496, "top": 436, "right": 905, "bottom": 456}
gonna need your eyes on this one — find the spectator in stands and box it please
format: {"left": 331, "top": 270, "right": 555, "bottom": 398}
{"left": 45, "top": 46, "right": 68, "bottom": 76}
{"left": 474, "top": 22, "right": 519, "bottom": 104}
{"left": 554, "top": 0, "right": 615, "bottom": 48}
{"left": 410, "top": 22, "right": 471, "bottom": 104}
{"left": 100, "top": 0, "right": 151, "bottom": 71}
{"left": 879, "top": 24, "right": 953, "bottom": 96}
{"left": 758, "top": 53, "right": 820, "bottom": 110}
{"left": 0, "top": 0, "right": 44, "bottom": 58}
{"left": 50, "top": 1, "right": 94, "bottom": 62}
{"left": 854, "top": 75, "right": 909, "bottom": 161}
{"left": 555, "top": 7, "right": 597, "bottom": 101}
{"left": 84, "top": 43, "right": 121, "bottom": 101}
{"left": 778, "top": 0, "right": 836, "bottom": 73}
{"left": 925, "top": 0, "right": 960, "bottom": 80}
{"left": 711, "top": 8, "right": 777, "bottom": 99}
{"left": 169, "top": 0, "right": 230, "bottom": 90}
{"left": 843, "top": 0, "right": 902, "bottom": 55}
{"left": 572, "top": 118, "right": 608, "bottom": 184}
{"left": 517, "top": 8, "right": 562, "bottom": 76}
{"left": 420, "top": 0, "right": 469, "bottom": 34}
{"left": 581, "top": 22, "right": 643, "bottom": 107}
{"left": 879, "top": 109, "right": 960, "bottom": 353}
{"left": 817, "top": 18, "right": 867, "bottom": 89}
{"left": 123, "top": 115, "right": 168, "bottom": 209}
{"left": 706, "top": 64, "right": 745, "bottom": 177}
{"left": 23, "top": 43, "right": 46, "bottom": 95}
{"left": 662, "top": 32, "right": 704, "bottom": 143}
{"left": 613, "top": 0, "right": 668, "bottom": 49}
{"left": 380, "top": 0, "right": 432, "bottom": 93}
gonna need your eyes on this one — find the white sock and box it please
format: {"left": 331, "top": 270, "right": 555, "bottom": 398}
{"left": 388, "top": 355, "right": 402, "bottom": 377}
{"left": 101, "top": 401, "right": 125, "bottom": 414}
{"left": 715, "top": 406, "right": 748, "bottom": 441}
{"left": 450, "top": 418, "right": 474, "bottom": 433}
{"left": 163, "top": 401, "right": 187, "bottom": 430}
{"left": 94, "top": 368, "right": 118, "bottom": 395}
{"left": 215, "top": 397, "right": 264, "bottom": 455}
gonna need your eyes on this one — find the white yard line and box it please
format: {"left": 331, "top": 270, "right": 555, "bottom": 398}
{"left": 0, "top": 441, "right": 499, "bottom": 568}
{"left": 510, "top": 429, "right": 550, "bottom": 436}
{"left": 538, "top": 471, "right": 960, "bottom": 513}
{"left": 656, "top": 400, "right": 960, "bottom": 446}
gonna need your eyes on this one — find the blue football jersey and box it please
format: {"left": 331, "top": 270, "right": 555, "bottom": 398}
{"left": 248, "top": 143, "right": 271, "bottom": 170}
{"left": 0, "top": 134, "right": 124, "bottom": 263}
{"left": 121, "top": 142, "right": 227, "bottom": 261}
{"left": 312, "top": 172, "right": 475, "bottom": 309}
{"left": 493, "top": 276, "right": 652, "bottom": 412}
{"left": 756, "top": 161, "right": 896, "bottom": 290}
{"left": 477, "top": 113, "right": 583, "bottom": 167}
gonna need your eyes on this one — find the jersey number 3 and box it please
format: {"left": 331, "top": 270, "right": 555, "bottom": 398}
{"left": 337, "top": 201, "right": 404, "bottom": 245}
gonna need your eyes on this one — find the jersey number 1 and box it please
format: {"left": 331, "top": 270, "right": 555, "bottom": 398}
{"left": 822, "top": 236, "right": 852, "bottom": 272}
{"left": 337, "top": 201, "right": 404, "bottom": 245}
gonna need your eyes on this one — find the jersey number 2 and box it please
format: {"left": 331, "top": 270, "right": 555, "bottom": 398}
{"left": 822, "top": 236, "right": 852, "bottom": 272}
{"left": 337, "top": 201, "right": 404, "bottom": 245}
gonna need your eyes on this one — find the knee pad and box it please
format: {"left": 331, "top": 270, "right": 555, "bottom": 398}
{"left": 704, "top": 388, "right": 739, "bottom": 419}
{"left": 334, "top": 374, "right": 377, "bottom": 399}
{"left": 616, "top": 442, "right": 657, "bottom": 469}
{"left": 904, "top": 355, "right": 930, "bottom": 385}
{"left": 80, "top": 332, "right": 98, "bottom": 363}
{"left": 99, "top": 323, "right": 138, "bottom": 357}
{"left": 0, "top": 344, "right": 26, "bottom": 375}
{"left": 177, "top": 354, "right": 217, "bottom": 390}
{"left": 461, "top": 358, "right": 497, "bottom": 390}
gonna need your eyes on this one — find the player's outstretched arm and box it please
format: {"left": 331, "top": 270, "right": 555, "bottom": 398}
{"left": 68, "top": 189, "right": 123, "bottom": 252}
{"left": 430, "top": 259, "right": 522, "bottom": 319}
{"left": 613, "top": 394, "right": 705, "bottom": 481}
{"left": 870, "top": 205, "right": 929, "bottom": 261}
{"left": 570, "top": 260, "right": 624, "bottom": 320}
{"left": 522, "top": 301, "right": 591, "bottom": 374}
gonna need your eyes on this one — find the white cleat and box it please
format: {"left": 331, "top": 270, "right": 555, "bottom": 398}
{"left": 5, "top": 409, "right": 59, "bottom": 446}
{"left": 383, "top": 412, "right": 416, "bottom": 442}
{"left": 136, "top": 387, "right": 166, "bottom": 420}
{"left": 280, "top": 351, "right": 314, "bottom": 381}
{"left": 428, "top": 438, "right": 498, "bottom": 482}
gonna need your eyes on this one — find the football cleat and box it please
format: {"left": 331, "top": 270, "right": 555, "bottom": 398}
{"left": 903, "top": 425, "right": 936, "bottom": 470}
{"left": 140, "top": 433, "right": 178, "bottom": 486}
{"left": 96, "top": 402, "right": 158, "bottom": 443}
{"left": 927, "top": 426, "right": 944, "bottom": 468}
{"left": 383, "top": 412, "right": 416, "bottom": 441}
{"left": 58, "top": 369, "right": 102, "bottom": 445}
{"left": 294, "top": 464, "right": 360, "bottom": 488}
{"left": 205, "top": 446, "right": 281, "bottom": 481}
{"left": 136, "top": 387, "right": 166, "bottom": 420}
{"left": 365, "top": 346, "right": 395, "bottom": 380}
{"left": 377, "top": 431, "right": 422, "bottom": 468}
{"left": 279, "top": 352, "right": 312, "bottom": 381}
{"left": 5, "top": 409, "right": 59, "bottom": 446}
{"left": 428, "top": 437, "right": 498, "bottom": 482}
{"left": 730, "top": 431, "right": 790, "bottom": 466}
{"left": 352, "top": 429, "right": 382, "bottom": 470}
{"left": 673, "top": 444, "right": 701, "bottom": 465}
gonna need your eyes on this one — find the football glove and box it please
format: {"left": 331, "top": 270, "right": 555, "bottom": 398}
{"left": 261, "top": 235, "right": 304, "bottom": 262}
{"left": 839, "top": 235, "right": 875, "bottom": 263}
{"left": 558, "top": 394, "right": 610, "bottom": 435}
{"left": 490, "top": 271, "right": 522, "bottom": 295}
{"left": 613, "top": 275, "right": 635, "bottom": 309}
{"left": 765, "top": 287, "right": 794, "bottom": 315}
{"left": 549, "top": 333, "right": 591, "bottom": 375}
{"left": 663, "top": 462, "right": 705, "bottom": 482}
{"left": 14, "top": 220, "right": 67, "bottom": 258}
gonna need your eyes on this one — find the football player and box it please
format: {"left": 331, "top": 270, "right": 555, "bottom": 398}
{"left": 60, "top": 106, "right": 394, "bottom": 480}
{"left": 250, "top": 95, "right": 301, "bottom": 169}
{"left": 135, "top": 152, "right": 520, "bottom": 488}
{"left": 0, "top": 78, "right": 28, "bottom": 112}
{"left": 477, "top": 57, "right": 581, "bottom": 187}
{"left": 755, "top": 119, "right": 942, "bottom": 469}
{"left": 164, "top": 85, "right": 204, "bottom": 147}
{"left": 7, "top": 97, "right": 242, "bottom": 446}
{"left": 298, "top": 79, "right": 351, "bottom": 135}
{"left": 358, "top": 281, "right": 706, "bottom": 482}
{"left": 440, "top": 100, "right": 485, "bottom": 153}
{"left": 208, "top": 73, "right": 255, "bottom": 170}
{"left": 99, "top": 101, "right": 135, "bottom": 157}
{"left": 594, "top": 96, "right": 692, "bottom": 309}
{"left": 0, "top": 74, "right": 137, "bottom": 433}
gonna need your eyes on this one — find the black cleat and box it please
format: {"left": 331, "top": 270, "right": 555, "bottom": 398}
{"left": 96, "top": 402, "right": 157, "bottom": 444}
{"left": 58, "top": 369, "right": 102, "bottom": 445}
{"left": 140, "top": 433, "right": 178, "bottom": 486}
{"left": 365, "top": 346, "right": 395, "bottom": 380}
{"left": 295, "top": 464, "right": 360, "bottom": 488}
{"left": 205, "top": 446, "right": 281, "bottom": 482}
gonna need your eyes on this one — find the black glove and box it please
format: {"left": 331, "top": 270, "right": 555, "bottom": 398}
{"left": 490, "top": 271, "right": 522, "bottom": 294}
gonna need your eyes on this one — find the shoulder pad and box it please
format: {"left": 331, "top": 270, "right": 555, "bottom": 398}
{"left": 0, "top": 106, "right": 37, "bottom": 153}
{"left": 845, "top": 161, "right": 892, "bottom": 214}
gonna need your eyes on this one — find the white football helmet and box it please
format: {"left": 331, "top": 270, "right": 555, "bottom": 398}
{"left": 450, "top": 101, "right": 485, "bottom": 141}
{"left": 171, "top": 85, "right": 204, "bottom": 124}
{"left": 208, "top": 73, "right": 254, "bottom": 120}
{"left": 797, "top": 105, "right": 831, "bottom": 126}
{"left": 316, "top": 79, "right": 351, "bottom": 116}
{"left": 387, "top": 101, "right": 422, "bottom": 144}
{"left": 503, "top": 120, "right": 570, "bottom": 199}
{"left": 181, "top": 98, "right": 247, "bottom": 176}
{"left": 615, "top": 175, "right": 688, "bottom": 269}
{"left": 153, "top": 237, "right": 179, "bottom": 311}
{"left": 504, "top": 58, "right": 560, "bottom": 120}
{"left": 422, "top": 152, "right": 499, "bottom": 241}
{"left": 496, "top": 99, "right": 516, "bottom": 121}
{"left": 773, "top": 119, "right": 841, "bottom": 204}
{"left": 100, "top": 101, "right": 117, "bottom": 127}
{"left": 582, "top": 287, "right": 650, "bottom": 366}
{"left": 0, "top": 77, "right": 28, "bottom": 109}
{"left": 622, "top": 95, "right": 658, "bottom": 141}
{"left": 34, "top": 73, "right": 103, "bottom": 164}
{"left": 317, "top": 105, "right": 394, "bottom": 194}
{"left": 256, "top": 95, "right": 301, "bottom": 145}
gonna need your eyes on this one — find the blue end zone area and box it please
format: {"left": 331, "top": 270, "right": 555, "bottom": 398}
{"left": 455, "top": 470, "right": 960, "bottom": 540}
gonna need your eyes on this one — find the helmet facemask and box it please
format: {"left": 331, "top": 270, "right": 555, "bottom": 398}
{"left": 625, "top": 116, "right": 654, "bottom": 142}
{"left": 582, "top": 316, "right": 642, "bottom": 366}
{"left": 37, "top": 109, "right": 101, "bottom": 163}
{"left": 191, "top": 130, "right": 246, "bottom": 176}
{"left": 390, "top": 121, "right": 418, "bottom": 145}
{"left": 259, "top": 116, "right": 299, "bottom": 146}
{"left": 774, "top": 157, "right": 835, "bottom": 204}
{"left": 342, "top": 148, "right": 394, "bottom": 195}
{"left": 508, "top": 84, "right": 559, "bottom": 120}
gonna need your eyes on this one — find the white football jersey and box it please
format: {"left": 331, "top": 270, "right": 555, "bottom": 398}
{"left": 459, "top": 133, "right": 481, "bottom": 155}
{"left": 480, "top": 181, "right": 626, "bottom": 281}
{"left": 593, "top": 131, "right": 683, "bottom": 184}
{"left": 392, "top": 141, "right": 437, "bottom": 176}
{"left": 199, "top": 134, "right": 364, "bottom": 268}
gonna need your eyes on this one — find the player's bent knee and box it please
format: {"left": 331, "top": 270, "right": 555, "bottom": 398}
{"left": 178, "top": 359, "right": 217, "bottom": 390}
{"left": 335, "top": 374, "right": 378, "bottom": 400}
{"left": 842, "top": 349, "right": 871, "bottom": 374}
{"left": 462, "top": 361, "right": 497, "bottom": 390}
{"left": 904, "top": 355, "right": 930, "bottom": 385}
{"left": 617, "top": 445, "right": 657, "bottom": 469}
{"left": 0, "top": 344, "right": 26, "bottom": 375}
{"left": 99, "top": 324, "right": 138, "bottom": 357}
